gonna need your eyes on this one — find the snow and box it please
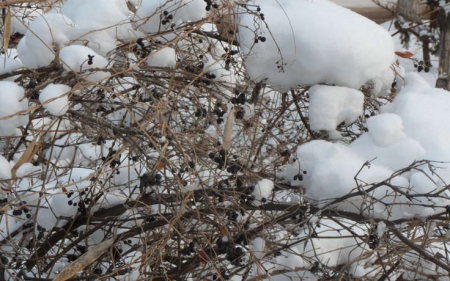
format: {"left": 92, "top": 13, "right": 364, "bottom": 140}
{"left": 39, "top": 84, "right": 71, "bottom": 116}
{"left": 0, "top": 156, "right": 11, "bottom": 182}
{"left": 239, "top": 0, "right": 395, "bottom": 91}
{"left": 308, "top": 85, "right": 364, "bottom": 135}
{"left": 252, "top": 179, "right": 274, "bottom": 203}
{"left": 279, "top": 73, "right": 450, "bottom": 220}
{"left": 0, "top": 56, "right": 22, "bottom": 77}
{"left": 18, "top": 13, "right": 74, "bottom": 69}
{"left": 4, "top": 0, "right": 450, "bottom": 280}
{"left": 147, "top": 47, "right": 177, "bottom": 68}
{"left": 134, "top": 0, "right": 207, "bottom": 37}
{"left": 0, "top": 81, "right": 28, "bottom": 136}
{"left": 60, "top": 0, "right": 139, "bottom": 56}
{"left": 381, "top": 73, "right": 450, "bottom": 152}
{"left": 59, "top": 45, "right": 109, "bottom": 82}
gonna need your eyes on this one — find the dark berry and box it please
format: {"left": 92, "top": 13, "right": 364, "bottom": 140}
{"left": 236, "top": 110, "right": 245, "bottom": 119}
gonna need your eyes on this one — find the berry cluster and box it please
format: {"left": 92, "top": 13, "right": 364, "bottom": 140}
{"left": 205, "top": 0, "right": 219, "bottom": 11}
{"left": 87, "top": 54, "right": 94, "bottom": 65}
{"left": 66, "top": 190, "right": 89, "bottom": 213}
{"left": 12, "top": 201, "right": 32, "bottom": 219}
{"left": 239, "top": 185, "right": 255, "bottom": 204}
{"left": 413, "top": 60, "right": 429, "bottom": 73}
{"left": 209, "top": 148, "right": 227, "bottom": 169}
{"left": 102, "top": 149, "right": 121, "bottom": 168}
{"left": 161, "top": 10, "right": 174, "bottom": 25}
{"left": 281, "top": 150, "right": 290, "bottom": 157}
{"left": 0, "top": 254, "right": 8, "bottom": 265}
{"left": 213, "top": 102, "right": 226, "bottom": 124}
{"left": 36, "top": 225, "right": 46, "bottom": 240}
{"left": 254, "top": 36, "right": 266, "bottom": 44}
{"left": 226, "top": 210, "right": 239, "bottom": 221}
{"left": 231, "top": 90, "right": 247, "bottom": 105}
{"left": 180, "top": 241, "right": 196, "bottom": 255}
{"left": 368, "top": 233, "right": 380, "bottom": 249}
{"left": 124, "top": 239, "right": 133, "bottom": 246}
{"left": 222, "top": 47, "right": 239, "bottom": 66}
{"left": 195, "top": 108, "right": 207, "bottom": 117}
{"left": 226, "top": 158, "right": 243, "bottom": 174}
{"left": 136, "top": 38, "right": 145, "bottom": 50}
{"left": 26, "top": 79, "right": 41, "bottom": 100}
{"left": 205, "top": 72, "right": 217, "bottom": 80}
{"left": 216, "top": 237, "right": 245, "bottom": 266}
{"left": 257, "top": 8, "right": 265, "bottom": 21}
{"left": 139, "top": 173, "right": 163, "bottom": 189}
{"left": 293, "top": 170, "right": 307, "bottom": 181}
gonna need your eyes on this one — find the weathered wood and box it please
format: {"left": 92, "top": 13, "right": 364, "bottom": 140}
{"left": 397, "top": 0, "right": 430, "bottom": 22}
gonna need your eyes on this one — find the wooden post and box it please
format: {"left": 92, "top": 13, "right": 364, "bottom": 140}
{"left": 397, "top": 0, "right": 429, "bottom": 23}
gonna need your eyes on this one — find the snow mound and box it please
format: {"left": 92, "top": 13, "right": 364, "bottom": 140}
{"left": 135, "top": 0, "right": 207, "bottom": 37}
{"left": 382, "top": 73, "right": 450, "bottom": 152}
{"left": 253, "top": 179, "right": 274, "bottom": 204}
{"left": 0, "top": 56, "right": 22, "bottom": 77}
{"left": 309, "top": 85, "right": 364, "bottom": 134}
{"left": 147, "top": 47, "right": 177, "bottom": 68}
{"left": 18, "top": 13, "right": 75, "bottom": 69}
{"left": 279, "top": 73, "right": 450, "bottom": 220}
{"left": 59, "top": 45, "right": 109, "bottom": 82}
{"left": 239, "top": 0, "right": 395, "bottom": 91}
{"left": 60, "top": 0, "right": 139, "bottom": 55}
{"left": 0, "top": 81, "right": 28, "bottom": 136}
{"left": 39, "top": 84, "right": 71, "bottom": 116}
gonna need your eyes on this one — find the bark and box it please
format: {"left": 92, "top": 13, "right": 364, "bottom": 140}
{"left": 397, "top": 0, "right": 429, "bottom": 23}
{"left": 436, "top": 9, "right": 450, "bottom": 89}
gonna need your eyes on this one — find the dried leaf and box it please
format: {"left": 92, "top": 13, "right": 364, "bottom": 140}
{"left": 197, "top": 250, "right": 208, "bottom": 265}
{"left": 223, "top": 108, "right": 235, "bottom": 150}
{"left": 218, "top": 224, "right": 230, "bottom": 236}
{"left": 53, "top": 238, "right": 115, "bottom": 281}
{"left": 395, "top": 51, "right": 413, "bottom": 59}
{"left": 125, "top": 1, "right": 137, "bottom": 13}
{"left": 11, "top": 136, "right": 42, "bottom": 178}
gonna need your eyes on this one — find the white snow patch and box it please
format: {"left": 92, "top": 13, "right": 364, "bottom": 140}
{"left": 39, "top": 84, "right": 71, "bottom": 116}
{"left": 147, "top": 47, "right": 177, "bottom": 68}
{"left": 0, "top": 81, "right": 28, "bottom": 136}
{"left": 59, "top": 45, "right": 109, "bottom": 82}
{"left": 239, "top": 0, "right": 395, "bottom": 91}
{"left": 309, "top": 85, "right": 364, "bottom": 133}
